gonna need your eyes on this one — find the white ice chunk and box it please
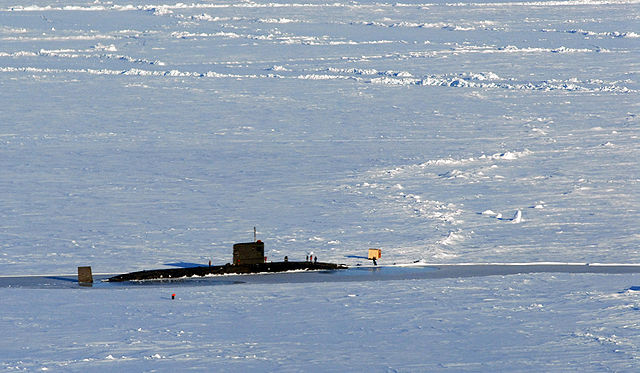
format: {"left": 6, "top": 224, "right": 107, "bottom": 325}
{"left": 512, "top": 210, "right": 522, "bottom": 224}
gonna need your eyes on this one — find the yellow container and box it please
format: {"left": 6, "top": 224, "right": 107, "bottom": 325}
{"left": 368, "top": 249, "right": 381, "bottom": 260}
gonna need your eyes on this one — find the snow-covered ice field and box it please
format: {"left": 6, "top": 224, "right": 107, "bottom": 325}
{"left": 1, "top": 0, "right": 639, "bottom": 370}
{"left": 3, "top": 274, "right": 640, "bottom": 371}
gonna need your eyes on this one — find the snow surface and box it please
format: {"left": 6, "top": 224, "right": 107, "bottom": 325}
{"left": 1, "top": 0, "right": 639, "bottom": 370}
{"left": 3, "top": 274, "right": 640, "bottom": 371}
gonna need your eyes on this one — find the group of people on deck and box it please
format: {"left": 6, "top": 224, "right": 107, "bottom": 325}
{"left": 281, "top": 254, "right": 318, "bottom": 263}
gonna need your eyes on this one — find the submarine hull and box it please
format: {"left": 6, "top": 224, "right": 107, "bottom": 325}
{"left": 108, "top": 261, "right": 347, "bottom": 282}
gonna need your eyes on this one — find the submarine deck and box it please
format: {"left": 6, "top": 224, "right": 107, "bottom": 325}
{"left": 107, "top": 261, "right": 347, "bottom": 282}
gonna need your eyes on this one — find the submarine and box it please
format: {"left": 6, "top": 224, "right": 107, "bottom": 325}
{"left": 108, "top": 240, "right": 347, "bottom": 282}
